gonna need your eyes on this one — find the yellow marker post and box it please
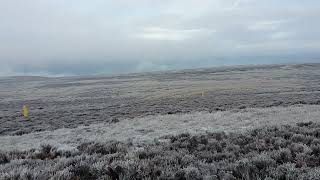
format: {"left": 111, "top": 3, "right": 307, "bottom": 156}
{"left": 22, "top": 105, "right": 29, "bottom": 119}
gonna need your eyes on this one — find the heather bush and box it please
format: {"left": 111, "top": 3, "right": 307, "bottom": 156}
{"left": 0, "top": 152, "right": 9, "bottom": 164}
{"left": 34, "top": 144, "right": 61, "bottom": 160}
{"left": 77, "top": 141, "right": 127, "bottom": 155}
{"left": 2, "top": 122, "right": 320, "bottom": 179}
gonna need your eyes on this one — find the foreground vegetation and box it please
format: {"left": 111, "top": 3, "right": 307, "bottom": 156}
{"left": 2, "top": 122, "right": 320, "bottom": 179}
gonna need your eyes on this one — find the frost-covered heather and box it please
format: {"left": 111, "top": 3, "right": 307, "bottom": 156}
{"left": 1, "top": 64, "right": 320, "bottom": 179}
{"left": 0, "top": 105, "right": 319, "bottom": 152}
{"left": 2, "top": 122, "right": 320, "bottom": 179}
{"left": 1, "top": 63, "right": 320, "bottom": 136}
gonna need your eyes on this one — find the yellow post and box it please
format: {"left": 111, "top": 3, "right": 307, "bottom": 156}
{"left": 22, "top": 105, "right": 29, "bottom": 119}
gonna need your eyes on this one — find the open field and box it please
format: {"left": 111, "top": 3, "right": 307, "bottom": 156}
{"left": 1, "top": 63, "right": 320, "bottom": 179}
{"left": 0, "top": 104, "right": 319, "bottom": 152}
{"left": 1, "top": 63, "right": 320, "bottom": 136}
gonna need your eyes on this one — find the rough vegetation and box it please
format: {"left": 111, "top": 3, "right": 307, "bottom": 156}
{"left": 1, "top": 63, "right": 320, "bottom": 135}
{"left": 2, "top": 122, "right": 320, "bottom": 179}
{"left": 1, "top": 64, "right": 320, "bottom": 179}
{"left": 2, "top": 105, "right": 320, "bottom": 152}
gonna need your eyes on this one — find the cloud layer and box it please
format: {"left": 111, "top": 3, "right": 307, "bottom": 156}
{"left": 0, "top": 0, "right": 319, "bottom": 76}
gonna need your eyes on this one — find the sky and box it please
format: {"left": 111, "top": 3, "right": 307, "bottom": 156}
{"left": 0, "top": 0, "right": 320, "bottom": 76}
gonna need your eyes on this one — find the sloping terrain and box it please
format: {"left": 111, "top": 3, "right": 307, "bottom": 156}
{"left": 1, "top": 63, "right": 320, "bottom": 179}
{"left": 0, "top": 105, "right": 319, "bottom": 152}
{"left": 1, "top": 63, "right": 320, "bottom": 136}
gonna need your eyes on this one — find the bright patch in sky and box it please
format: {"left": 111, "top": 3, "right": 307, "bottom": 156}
{"left": 134, "top": 27, "right": 215, "bottom": 41}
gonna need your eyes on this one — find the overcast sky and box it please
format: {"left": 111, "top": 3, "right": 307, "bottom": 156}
{"left": 1, "top": 0, "right": 319, "bottom": 76}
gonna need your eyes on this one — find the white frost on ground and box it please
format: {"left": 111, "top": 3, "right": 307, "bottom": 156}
{"left": 0, "top": 104, "right": 319, "bottom": 152}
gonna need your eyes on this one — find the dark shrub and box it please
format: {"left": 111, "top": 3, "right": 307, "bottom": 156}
{"left": 274, "top": 138, "right": 289, "bottom": 149}
{"left": 184, "top": 167, "right": 202, "bottom": 180}
{"left": 280, "top": 131, "right": 294, "bottom": 140}
{"left": 291, "top": 134, "right": 306, "bottom": 143}
{"left": 311, "top": 129, "right": 320, "bottom": 138}
{"left": 137, "top": 148, "right": 158, "bottom": 160}
{"left": 199, "top": 135, "right": 209, "bottom": 145}
{"left": 196, "top": 151, "right": 214, "bottom": 163}
{"left": 232, "top": 159, "right": 258, "bottom": 180}
{"left": 70, "top": 164, "right": 97, "bottom": 180}
{"left": 33, "top": 144, "right": 60, "bottom": 160}
{"left": 78, "top": 141, "right": 127, "bottom": 155}
{"left": 295, "top": 153, "right": 308, "bottom": 168}
{"left": 251, "top": 154, "right": 276, "bottom": 171}
{"left": 175, "top": 169, "right": 186, "bottom": 180}
{"left": 210, "top": 132, "right": 226, "bottom": 141}
{"left": 0, "top": 152, "right": 9, "bottom": 164}
{"left": 311, "top": 138, "right": 320, "bottom": 145}
{"left": 297, "top": 121, "right": 313, "bottom": 127}
{"left": 311, "top": 144, "right": 320, "bottom": 156}
{"left": 273, "top": 149, "right": 292, "bottom": 164}
{"left": 212, "top": 153, "right": 235, "bottom": 162}
{"left": 170, "top": 133, "right": 191, "bottom": 143}
{"left": 110, "top": 118, "right": 120, "bottom": 123}
{"left": 218, "top": 172, "right": 236, "bottom": 180}
{"left": 106, "top": 166, "right": 120, "bottom": 180}
{"left": 273, "top": 163, "right": 299, "bottom": 180}
{"left": 289, "top": 143, "right": 305, "bottom": 156}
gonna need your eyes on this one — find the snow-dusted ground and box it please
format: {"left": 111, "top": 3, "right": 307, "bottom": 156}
{"left": 1, "top": 63, "right": 320, "bottom": 136}
{"left": 1, "top": 104, "right": 319, "bottom": 152}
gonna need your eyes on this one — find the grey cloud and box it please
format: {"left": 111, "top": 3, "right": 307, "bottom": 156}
{"left": 0, "top": 0, "right": 319, "bottom": 76}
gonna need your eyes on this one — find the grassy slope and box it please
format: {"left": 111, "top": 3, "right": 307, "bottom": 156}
{"left": 1, "top": 64, "right": 320, "bottom": 179}
{"left": 0, "top": 105, "right": 319, "bottom": 152}
{"left": 1, "top": 63, "right": 320, "bottom": 135}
